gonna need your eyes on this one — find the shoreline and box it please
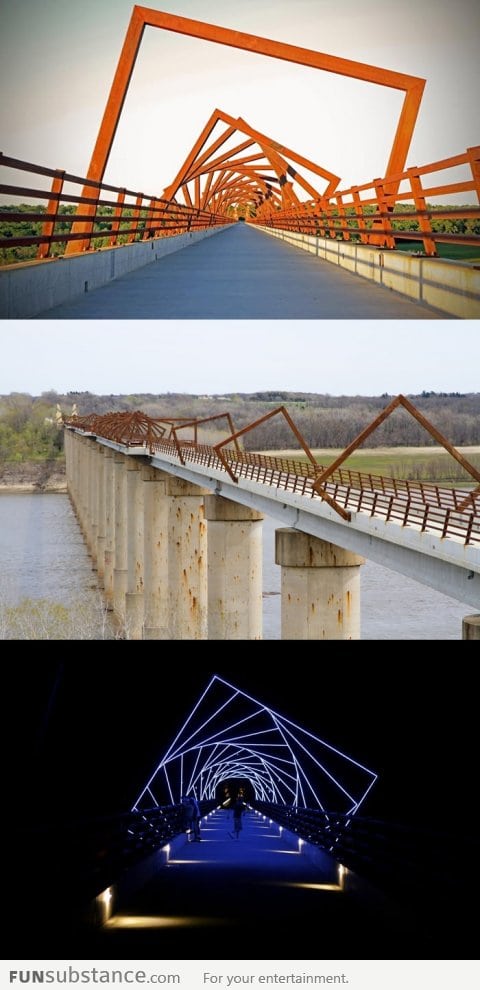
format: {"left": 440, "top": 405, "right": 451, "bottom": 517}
{"left": 0, "top": 459, "right": 67, "bottom": 494}
{"left": 0, "top": 482, "right": 67, "bottom": 494}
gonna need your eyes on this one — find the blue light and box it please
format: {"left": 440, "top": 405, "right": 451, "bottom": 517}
{"left": 131, "top": 675, "right": 377, "bottom": 814}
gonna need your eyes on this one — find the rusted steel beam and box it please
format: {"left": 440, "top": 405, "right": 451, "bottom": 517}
{"left": 312, "top": 396, "right": 480, "bottom": 506}
{"left": 213, "top": 405, "right": 318, "bottom": 483}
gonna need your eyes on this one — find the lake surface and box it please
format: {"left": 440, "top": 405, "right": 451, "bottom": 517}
{"left": 0, "top": 493, "right": 469, "bottom": 639}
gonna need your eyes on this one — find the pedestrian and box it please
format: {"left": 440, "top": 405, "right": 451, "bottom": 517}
{"left": 190, "top": 794, "right": 202, "bottom": 841}
{"left": 229, "top": 798, "right": 246, "bottom": 839}
{"left": 181, "top": 794, "right": 195, "bottom": 841}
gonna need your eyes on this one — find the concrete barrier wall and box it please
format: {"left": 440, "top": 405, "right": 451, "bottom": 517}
{"left": 0, "top": 225, "right": 229, "bottom": 319}
{"left": 255, "top": 225, "right": 480, "bottom": 318}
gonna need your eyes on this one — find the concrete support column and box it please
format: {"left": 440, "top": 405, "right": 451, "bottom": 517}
{"left": 88, "top": 440, "right": 98, "bottom": 565}
{"left": 113, "top": 453, "right": 128, "bottom": 624}
{"left": 103, "top": 447, "right": 115, "bottom": 608}
{"left": 64, "top": 429, "right": 73, "bottom": 495}
{"left": 167, "top": 475, "right": 208, "bottom": 640}
{"left": 125, "top": 460, "right": 144, "bottom": 640}
{"left": 142, "top": 469, "right": 208, "bottom": 639}
{"left": 462, "top": 615, "right": 480, "bottom": 640}
{"left": 204, "top": 495, "right": 263, "bottom": 640}
{"left": 142, "top": 466, "right": 169, "bottom": 639}
{"left": 275, "top": 529, "right": 365, "bottom": 640}
{"left": 96, "top": 444, "right": 106, "bottom": 584}
{"left": 79, "top": 436, "right": 90, "bottom": 539}
{"left": 70, "top": 432, "right": 80, "bottom": 513}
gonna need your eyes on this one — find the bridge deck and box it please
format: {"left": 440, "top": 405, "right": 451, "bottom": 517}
{"left": 35, "top": 224, "right": 445, "bottom": 319}
{"left": 103, "top": 810, "right": 419, "bottom": 956}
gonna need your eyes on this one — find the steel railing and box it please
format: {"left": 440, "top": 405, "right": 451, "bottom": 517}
{"left": 65, "top": 418, "right": 479, "bottom": 547}
{"left": 2, "top": 145, "right": 479, "bottom": 263}
{"left": 253, "top": 801, "right": 479, "bottom": 903}
{"left": 250, "top": 146, "right": 480, "bottom": 257}
{"left": 0, "top": 153, "right": 233, "bottom": 261}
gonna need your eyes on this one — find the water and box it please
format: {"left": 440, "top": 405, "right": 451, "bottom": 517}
{"left": 261, "top": 516, "right": 468, "bottom": 639}
{"left": 0, "top": 494, "right": 470, "bottom": 639}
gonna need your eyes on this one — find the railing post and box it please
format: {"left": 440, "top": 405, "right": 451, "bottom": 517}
{"left": 127, "top": 194, "right": 144, "bottom": 243}
{"left": 466, "top": 146, "right": 480, "bottom": 203}
{"left": 109, "top": 188, "right": 126, "bottom": 247}
{"left": 275, "top": 530, "right": 365, "bottom": 640}
{"left": 370, "top": 179, "right": 396, "bottom": 248}
{"left": 37, "top": 169, "right": 65, "bottom": 259}
{"left": 407, "top": 168, "right": 436, "bottom": 256}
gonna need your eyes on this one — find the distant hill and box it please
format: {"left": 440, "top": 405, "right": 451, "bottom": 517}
{"left": 1, "top": 390, "right": 479, "bottom": 460}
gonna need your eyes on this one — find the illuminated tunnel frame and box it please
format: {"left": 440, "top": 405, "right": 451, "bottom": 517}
{"left": 132, "top": 675, "right": 377, "bottom": 815}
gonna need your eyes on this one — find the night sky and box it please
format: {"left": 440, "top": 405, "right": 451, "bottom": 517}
{"left": 8, "top": 657, "right": 475, "bottom": 828}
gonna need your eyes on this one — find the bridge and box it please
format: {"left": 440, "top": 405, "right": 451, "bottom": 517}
{"left": 12, "top": 672, "right": 478, "bottom": 960}
{"left": 63, "top": 396, "right": 480, "bottom": 641}
{"left": 1, "top": 5, "right": 479, "bottom": 318}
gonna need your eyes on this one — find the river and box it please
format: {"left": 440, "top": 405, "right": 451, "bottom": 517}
{"left": 0, "top": 493, "right": 469, "bottom": 639}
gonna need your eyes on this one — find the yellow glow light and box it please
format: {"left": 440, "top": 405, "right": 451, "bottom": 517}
{"left": 106, "top": 914, "right": 231, "bottom": 929}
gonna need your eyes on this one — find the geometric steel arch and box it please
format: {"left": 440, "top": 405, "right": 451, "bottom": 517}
{"left": 312, "top": 393, "right": 480, "bottom": 515}
{"left": 131, "top": 675, "right": 378, "bottom": 815}
{"left": 66, "top": 4, "right": 425, "bottom": 251}
{"left": 160, "top": 108, "right": 341, "bottom": 219}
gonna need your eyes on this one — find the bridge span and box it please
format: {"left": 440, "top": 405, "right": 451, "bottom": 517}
{"left": 63, "top": 402, "right": 480, "bottom": 640}
{"left": 31, "top": 224, "right": 445, "bottom": 320}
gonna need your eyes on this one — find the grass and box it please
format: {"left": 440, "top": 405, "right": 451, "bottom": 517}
{"left": 254, "top": 447, "right": 480, "bottom": 486}
{"left": 395, "top": 241, "right": 480, "bottom": 263}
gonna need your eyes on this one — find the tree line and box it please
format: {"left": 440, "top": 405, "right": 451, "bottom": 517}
{"left": 1, "top": 391, "right": 479, "bottom": 464}
{"left": 1, "top": 202, "right": 479, "bottom": 265}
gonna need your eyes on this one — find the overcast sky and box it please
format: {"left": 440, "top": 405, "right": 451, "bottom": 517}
{"left": 1, "top": 0, "right": 479, "bottom": 196}
{"left": 1, "top": 2, "right": 479, "bottom": 400}
{"left": 1, "top": 321, "right": 478, "bottom": 395}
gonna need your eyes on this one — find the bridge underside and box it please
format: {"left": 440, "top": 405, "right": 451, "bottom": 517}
{"left": 140, "top": 445, "right": 479, "bottom": 609}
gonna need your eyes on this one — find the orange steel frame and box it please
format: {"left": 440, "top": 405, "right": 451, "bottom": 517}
{"left": 66, "top": 4, "right": 425, "bottom": 252}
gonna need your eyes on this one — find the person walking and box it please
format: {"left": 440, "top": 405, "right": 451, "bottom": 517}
{"left": 190, "top": 794, "right": 202, "bottom": 841}
{"left": 229, "top": 798, "right": 246, "bottom": 839}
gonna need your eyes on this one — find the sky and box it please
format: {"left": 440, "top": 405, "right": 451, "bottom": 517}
{"left": 2, "top": 320, "right": 480, "bottom": 395}
{"left": 1, "top": 1, "right": 479, "bottom": 399}
{"left": 1, "top": 0, "right": 479, "bottom": 197}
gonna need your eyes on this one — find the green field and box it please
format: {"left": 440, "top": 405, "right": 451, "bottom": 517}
{"left": 395, "top": 241, "right": 480, "bottom": 263}
{"left": 260, "top": 447, "right": 480, "bottom": 486}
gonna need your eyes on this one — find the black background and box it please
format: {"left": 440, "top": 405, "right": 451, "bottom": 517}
{"left": 8, "top": 656, "right": 476, "bottom": 827}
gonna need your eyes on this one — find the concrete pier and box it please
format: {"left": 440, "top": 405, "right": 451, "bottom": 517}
{"left": 113, "top": 454, "right": 128, "bottom": 623}
{"left": 167, "top": 476, "right": 208, "bottom": 640}
{"left": 462, "top": 614, "right": 480, "bottom": 640}
{"left": 204, "top": 495, "right": 263, "bottom": 640}
{"left": 103, "top": 447, "right": 115, "bottom": 608}
{"left": 125, "top": 460, "right": 144, "bottom": 640}
{"left": 142, "top": 466, "right": 170, "bottom": 639}
{"left": 275, "top": 529, "right": 365, "bottom": 640}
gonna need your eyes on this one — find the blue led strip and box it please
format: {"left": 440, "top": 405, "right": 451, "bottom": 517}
{"left": 132, "top": 675, "right": 377, "bottom": 812}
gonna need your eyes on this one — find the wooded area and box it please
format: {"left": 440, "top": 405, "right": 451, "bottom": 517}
{"left": 1, "top": 390, "right": 479, "bottom": 464}
{"left": 1, "top": 202, "right": 479, "bottom": 265}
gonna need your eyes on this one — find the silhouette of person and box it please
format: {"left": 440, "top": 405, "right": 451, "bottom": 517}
{"left": 229, "top": 798, "right": 246, "bottom": 839}
{"left": 190, "top": 795, "right": 202, "bottom": 841}
{"left": 181, "top": 794, "right": 195, "bottom": 840}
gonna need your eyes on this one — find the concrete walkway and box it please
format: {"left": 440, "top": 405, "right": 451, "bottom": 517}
{"left": 100, "top": 809, "right": 422, "bottom": 958}
{"left": 35, "top": 223, "right": 445, "bottom": 319}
